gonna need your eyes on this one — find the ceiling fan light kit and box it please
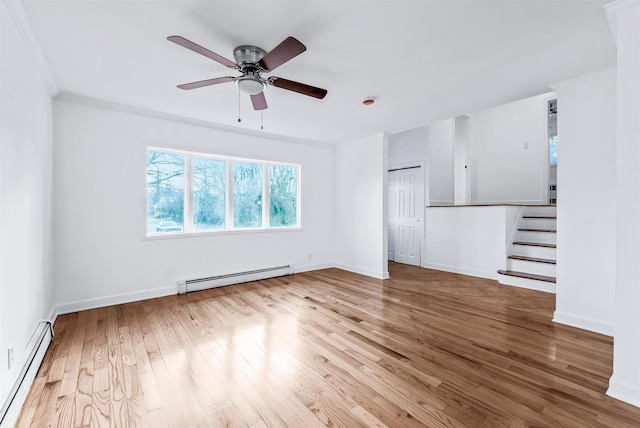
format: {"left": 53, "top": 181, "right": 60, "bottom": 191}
{"left": 167, "top": 35, "right": 327, "bottom": 114}
{"left": 235, "top": 75, "right": 265, "bottom": 95}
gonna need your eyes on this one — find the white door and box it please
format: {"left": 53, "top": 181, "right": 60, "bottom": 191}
{"left": 388, "top": 165, "right": 423, "bottom": 266}
{"left": 388, "top": 171, "right": 398, "bottom": 261}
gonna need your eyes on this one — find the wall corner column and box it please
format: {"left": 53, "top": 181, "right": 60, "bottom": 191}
{"left": 605, "top": 0, "right": 640, "bottom": 408}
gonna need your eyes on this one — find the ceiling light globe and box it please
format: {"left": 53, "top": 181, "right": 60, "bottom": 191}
{"left": 236, "top": 77, "right": 265, "bottom": 95}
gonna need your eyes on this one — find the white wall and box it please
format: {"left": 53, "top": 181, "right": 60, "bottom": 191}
{"left": 388, "top": 125, "right": 428, "bottom": 166}
{"left": 391, "top": 93, "right": 557, "bottom": 207}
{"left": 606, "top": 0, "right": 640, "bottom": 408}
{"left": 423, "top": 206, "right": 521, "bottom": 279}
{"left": 52, "top": 98, "right": 336, "bottom": 311}
{"left": 427, "top": 119, "right": 455, "bottom": 205}
{"left": 454, "top": 116, "right": 469, "bottom": 204}
{"left": 0, "top": 0, "right": 54, "bottom": 415}
{"left": 388, "top": 125, "right": 429, "bottom": 206}
{"left": 335, "top": 133, "right": 389, "bottom": 279}
{"left": 550, "top": 68, "right": 616, "bottom": 336}
{"left": 469, "top": 93, "right": 552, "bottom": 204}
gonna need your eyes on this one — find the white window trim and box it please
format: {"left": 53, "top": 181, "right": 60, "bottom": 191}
{"left": 146, "top": 147, "right": 302, "bottom": 237}
{"left": 262, "top": 164, "right": 269, "bottom": 229}
{"left": 183, "top": 155, "right": 193, "bottom": 232}
{"left": 225, "top": 160, "right": 233, "bottom": 231}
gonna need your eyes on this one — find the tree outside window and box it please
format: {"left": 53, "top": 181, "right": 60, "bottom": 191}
{"left": 549, "top": 135, "right": 558, "bottom": 165}
{"left": 270, "top": 165, "right": 298, "bottom": 227}
{"left": 193, "top": 158, "right": 226, "bottom": 230}
{"left": 146, "top": 149, "right": 299, "bottom": 234}
{"left": 233, "top": 163, "right": 263, "bottom": 228}
{"left": 146, "top": 151, "right": 184, "bottom": 233}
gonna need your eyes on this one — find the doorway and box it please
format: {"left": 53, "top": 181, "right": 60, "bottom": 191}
{"left": 548, "top": 99, "right": 557, "bottom": 204}
{"left": 388, "top": 164, "right": 424, "bottom": 267}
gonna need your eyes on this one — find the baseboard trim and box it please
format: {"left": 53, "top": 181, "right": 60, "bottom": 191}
{"left": 53, "top": 264, "right": 346, "bottom": 316}
{"left": 334, "top": 264, "right": 389, "bottom": 280}
{"left": 607, "top": 376, "right": 640, "bottom": 408}
{"left": 421, "top": 262, "right": 498, "bottom": 281}
{"left": 552, "top": 310, "right": 614, "bottom": 337}
{"left": 293, "top": 262, "right": 335, "bottom": 274}
{"left": 54, "top": 285, "right": 176, "bottom": 316}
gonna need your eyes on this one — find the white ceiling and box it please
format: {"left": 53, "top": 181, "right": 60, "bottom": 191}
{"left": 23, "top": 0, "right": 615, "bottom": 144}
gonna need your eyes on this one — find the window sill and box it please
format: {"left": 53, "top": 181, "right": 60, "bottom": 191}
{"left": 143, "top": 226, "right": 303, "bottom": 241}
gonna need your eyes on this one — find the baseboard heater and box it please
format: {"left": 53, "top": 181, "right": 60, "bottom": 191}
{"left": 1, "top": 321, "right": 53, "bottom": 427}
{"left": 177, "top": 265, "right": 293, "bottom": 294}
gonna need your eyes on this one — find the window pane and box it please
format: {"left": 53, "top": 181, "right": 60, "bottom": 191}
{"left": 193, "top": 158, "right": 226, "bottom": 230}
{"left": 270, "top": 165, "right": 298, "bottom": 227}
{"left": 233, "top": 163, "right": 262, "bottom": 228}
{"left": 549, "top": 135, "right": 558, "bottom": 165}
{"left": 146, "top": 150, "right": 184, "bottom": 233}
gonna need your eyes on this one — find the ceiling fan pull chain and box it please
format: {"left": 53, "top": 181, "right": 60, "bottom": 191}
{"left": 261, "top": 111, "right": 264, "bottom": 130}
{"left": 237, "top": 86, "right": 242, "bottom": 123}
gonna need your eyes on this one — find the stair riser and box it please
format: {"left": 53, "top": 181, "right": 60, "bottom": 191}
{"left": 524, "top": 206, "right": 557, "bottom": 217}
{"left": 498, "top": 274, "right": 556, "bottom": 294}
{"left": 507, "top": 259, "right": 556, "bottom": 277}
{"left": 516, "top": 231, "right": 556, "bottom": 245}
{"left": 512, "top": 245, "right": 556, "bottom": 259}
{"left": 520, "top": 218, "right": 557, "bottom": 229}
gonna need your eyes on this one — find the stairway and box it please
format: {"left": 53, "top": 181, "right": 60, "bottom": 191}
{"left": 498, "top": 206, "right": 556, "bottom": 293}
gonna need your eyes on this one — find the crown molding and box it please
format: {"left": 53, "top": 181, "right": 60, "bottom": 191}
{"left": 604, "top": 0, "right": 640, "bottom": 45}
{"left": 3, "top": 0, "right": 59, "bottom": 96}
{"left": 54, "top": 91, "right": 335, "bottom": 149}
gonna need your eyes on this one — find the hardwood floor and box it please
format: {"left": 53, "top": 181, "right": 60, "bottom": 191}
{"left": 16, "top": 263, "right": 640, "bottom": 427}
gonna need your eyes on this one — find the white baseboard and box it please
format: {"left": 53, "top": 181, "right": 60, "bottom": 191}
{"left": 53, "top": 264, "right": 350, "bottom": 316}
{"left": 421, "top": 262, "right": 498, "bottom": 281}
{"left": 334, "top": 264, "right": 389, "bottom": 280}
{"left": 293, "top": 262, "right": 334, "bottom": 274}
{"left": 53, "top": 263, "right": 363, "bottom": 316}
{"left": 552, "top": 310, "right": 614, "bottom": 337}
{"left": 54, "top": 285, "right": 176, "bottom": 316}
{"left": 607, "top": 376, "right": 640, "bottom": 408}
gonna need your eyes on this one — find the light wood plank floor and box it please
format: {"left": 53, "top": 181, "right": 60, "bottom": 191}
{"left": 17, "top": 263, "right": 640, "bottom": 427}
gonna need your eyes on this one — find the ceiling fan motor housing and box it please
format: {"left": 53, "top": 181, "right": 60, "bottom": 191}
{"left": 233, "top": 45, "right": 267, "bottom": 69}
{"left": 233, "top": 45, "right": 268, "bottom": 94}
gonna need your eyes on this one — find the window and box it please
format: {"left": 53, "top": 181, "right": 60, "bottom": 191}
{"left": 193, "top": 158, "right": 226, "bottom": 230}
{"left": 146, "top": 148, "right": 300, "bottom": 235}
{"left": 270, "top": 165, "right": 298, "bottom": 227}
{"left": 549, "top": 135, "right": 558, "bottom": 165}
{"left": 233, "top": 162, "right": 263, "bottom": 228}
{"left": 146, "top": 150, "right": 184, "bottom": 234}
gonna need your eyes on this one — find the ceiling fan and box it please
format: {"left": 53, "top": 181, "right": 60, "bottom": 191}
{"left": 167, "top": 35, "right": 328, "bottom": 111}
